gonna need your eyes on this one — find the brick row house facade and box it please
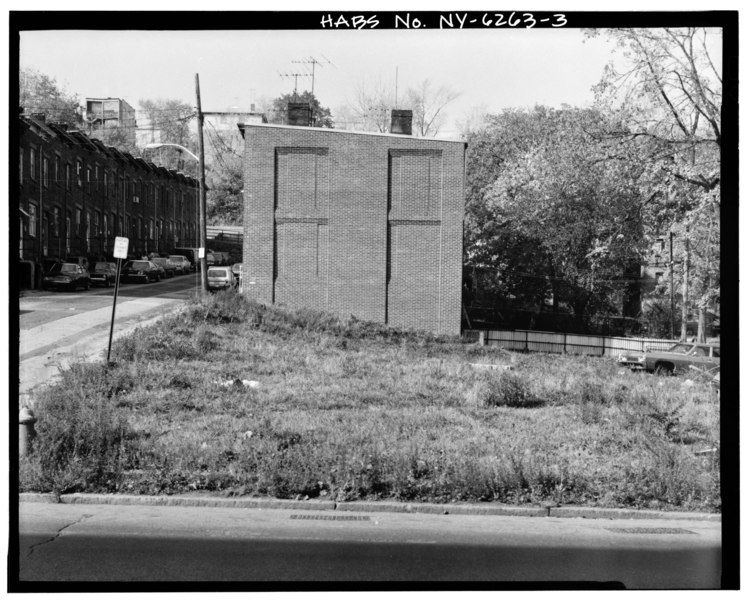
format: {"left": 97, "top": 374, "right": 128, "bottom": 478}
{"left": 18, "top": 113, "right": 199, "bottom": 288}
{"left": 238, "top": 112, "right": 466, "bottom": 335}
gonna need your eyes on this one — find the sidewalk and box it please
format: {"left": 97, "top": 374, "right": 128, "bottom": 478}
{"left": 19, "top": 296, "right": 185, "bottom": 403}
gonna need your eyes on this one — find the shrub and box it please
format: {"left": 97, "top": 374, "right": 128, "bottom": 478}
{"left": 474, "top": 371, "right": 543, "bottom": 408}
{"left": 20, "top": 374, "right": 134, "bottom": 494}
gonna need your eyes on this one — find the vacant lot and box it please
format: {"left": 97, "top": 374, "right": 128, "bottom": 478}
{"left": 20, "top": 291, "right": 721, "bottom": 512}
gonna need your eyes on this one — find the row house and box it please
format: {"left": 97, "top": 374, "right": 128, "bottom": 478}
{"left": 18, "top": 112, "right": 199, "bottom": 288}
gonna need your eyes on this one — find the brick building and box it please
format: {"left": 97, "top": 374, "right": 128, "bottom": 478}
{"left": 18, "top": 112, "right": 199, "bottom": 288}
{"left": 238, "top": 114, "right": 466, "bottom": 335}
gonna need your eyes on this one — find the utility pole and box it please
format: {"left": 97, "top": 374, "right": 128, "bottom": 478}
{"left": 669, "top": 231, "right": 675, "bottom": 340}
{"left": 195, "top": 73, "right": 209, "bottom": 294}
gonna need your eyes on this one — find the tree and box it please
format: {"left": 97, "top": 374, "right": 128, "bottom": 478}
{"left": 465, "top": 106, "right": 650, "bottom": 328}
{"left": 587, "top": 27, "right": 721, "bottom": 340}
{"left": 19, "top": 67, "right": 81, "bottom": 125}
{"left": 268, "top": 90, "right": 334, "bottom": 128}
{"left": 403, "top": 79, "right": 460, "bottom": 137}
{"left": 342, "top": 78, "right": 397, "bottom": 133}
{"left": 138, "top": 98, "right": 197, "bottom": 175}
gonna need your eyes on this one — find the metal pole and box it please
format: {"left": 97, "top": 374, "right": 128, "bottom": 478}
{"left": 669, "top": 231, "right": 675, "bottom": 340}
{"left": 106, "top": 257, "right": 122, "bottom": 364}
{"left": 195, "top": 74, "right": 208, "bottom": 295}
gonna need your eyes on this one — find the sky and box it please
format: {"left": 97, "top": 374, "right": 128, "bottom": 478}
{"left": 19, "top": 25, "right": 618, "bottom": 139}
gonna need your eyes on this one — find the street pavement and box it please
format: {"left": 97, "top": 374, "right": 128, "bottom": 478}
{"left": 13, "top": 498, "right": 721, "bottom": 587}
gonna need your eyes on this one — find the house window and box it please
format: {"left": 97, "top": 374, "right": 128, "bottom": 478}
{"left": 149, "top": 219, "right": 154, "bottom": 240}
{"left": 42, "top": 157, "right": 49, "bottom": 188}
{"left": 95, "top": 165, "right": 100, "bottom": 191}
{"left": 66, "top": 164, "right": 71, "bottom": 190}
{"left": 66, "top": 215, "right": 71, "bottom": 254}
{"left": 30, "top": 148, "right": 36, "bottom": 180}
{"left": 29, "top": 204, "right": 37, "bottom": 237}
{"left": 85, "top": 212, "right": 91, "bottom": 251}
{"left": 76, "top": 208, "right": 82, "bottom": 236}
{"left": 94, "top": 211, "right": 100, "bottom": 237}
{"left": 118, "top": 216, "right": 123, "bottom": 236}
{"left": 19, "top": 148, "right": 23, "bottom": 183}
{"left": 104, "top": 171, "right": 108, "bottom": 197}
{"left": 76, "top": 160, "right": 83, "bottom": 187}
{"left": 86, "top": 167, "right": 92, "bottom": 193}
{"left": 53, "top": 207, "right": 60, "bottom": 237}
{"left": 55, "top": 156, "right": 61, "bottom": 187}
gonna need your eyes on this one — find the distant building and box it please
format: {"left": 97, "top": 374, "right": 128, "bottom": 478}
{"left": 238, "top": 110, "right": 466, "bottom": 335}
{"left": 85, "top": 97, "right": 137, "bottom": 147}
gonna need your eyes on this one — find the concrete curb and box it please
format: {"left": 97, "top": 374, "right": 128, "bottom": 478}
{"left": 18, "top": 493, "right": 721, "bottom": 521}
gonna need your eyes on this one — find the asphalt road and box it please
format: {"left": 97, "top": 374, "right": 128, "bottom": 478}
{"left": 14, "top": 501, "right": 721, "bottom": 588}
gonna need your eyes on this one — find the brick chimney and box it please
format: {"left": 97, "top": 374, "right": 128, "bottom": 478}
{"left": 390, "top": 109, "right": 413, "bottom": 135}
{"left": 287, "top": 102, "right": 312, "bottom": 126}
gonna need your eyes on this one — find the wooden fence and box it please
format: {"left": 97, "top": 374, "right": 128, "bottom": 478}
{"left": 471, "top": 329, "right": 674, "bottom": 358}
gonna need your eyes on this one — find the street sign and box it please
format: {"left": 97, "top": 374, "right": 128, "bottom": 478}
{"left": 114, "top": 236, "right": 129, "bottom": 259}
{"left": 198, "top": 247, "right": 205, "bottom": 259}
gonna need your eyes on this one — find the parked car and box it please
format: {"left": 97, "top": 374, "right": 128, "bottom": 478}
{"left": 231, "top": 263, "right": 242, "bottom": 283}
{"left": 121, "top": 260, "right": 162, "bottom": 283}
{"left": 168, "top": 255, "right": 191, "bottom": 275}
{"left": 172, "top": 247, "right": 199, "bottom": 271}
{"left": 207, "top": 266, "right": 237, "bottom": 292}
{"left": 206, "top": 252, "right": 217, "bottom": 266}
{"left": 618, "top": 342, "right": 720, "bottom": 375}
{"left": 151, "top": 257, "right": 176, "bottom": 278}
{"left": 41, "top": 262, "right": 91, "bottom": 291}
{"left": 90, "top": 262, "right": 119, "bottom": 287}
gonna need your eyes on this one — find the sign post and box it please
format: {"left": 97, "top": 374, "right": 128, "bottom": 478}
{"left": 106, "top": 237, "right": 129, "bottom": 365}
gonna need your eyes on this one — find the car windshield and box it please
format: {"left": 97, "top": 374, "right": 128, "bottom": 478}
{"left": 49, "top": 264, "right": 77, "bottom": 274}
{"left": 169, "top": 256, "right": 183, "bottom": 261}
{"left": 209, "top": 269, "right": 229, "bottom": 277}
{"left": 131, "top": 261, "right": 149, "bottom": 269}
{"left": 153, "top": 258, "right": 166, "bottom": 264}
{"left": 666, "top": 344, "right": 693, "bottom": 354}
{"left": 94, "top": 263, "right": 111, "bottom": 270}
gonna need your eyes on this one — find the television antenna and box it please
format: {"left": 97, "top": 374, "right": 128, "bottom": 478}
{"left": 291, "top": 55, "right": 335, "bottom": 95}
{"left": 278, "top": 71, "right": 312, "bottom": 100}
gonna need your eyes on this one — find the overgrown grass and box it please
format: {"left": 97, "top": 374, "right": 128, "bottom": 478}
{"left": 20, "top": 289, "right": 721, "bottom": 511}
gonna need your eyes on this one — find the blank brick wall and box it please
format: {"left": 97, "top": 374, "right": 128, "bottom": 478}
{"left": 242, "top": 124, "right": 465, "bottom": 335}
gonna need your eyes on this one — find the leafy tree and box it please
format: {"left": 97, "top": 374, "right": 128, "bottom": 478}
{"left": 587, "top": 27, "right": 722, "bottom": 340}
{"left": 19, "top": 67, "right": 81, "bottom": 125}
{"left": 465, "top": 106, "right": 650, "bottom": 327}
{"left": 268, "top": 90, "right": 334, "bottom": 128}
